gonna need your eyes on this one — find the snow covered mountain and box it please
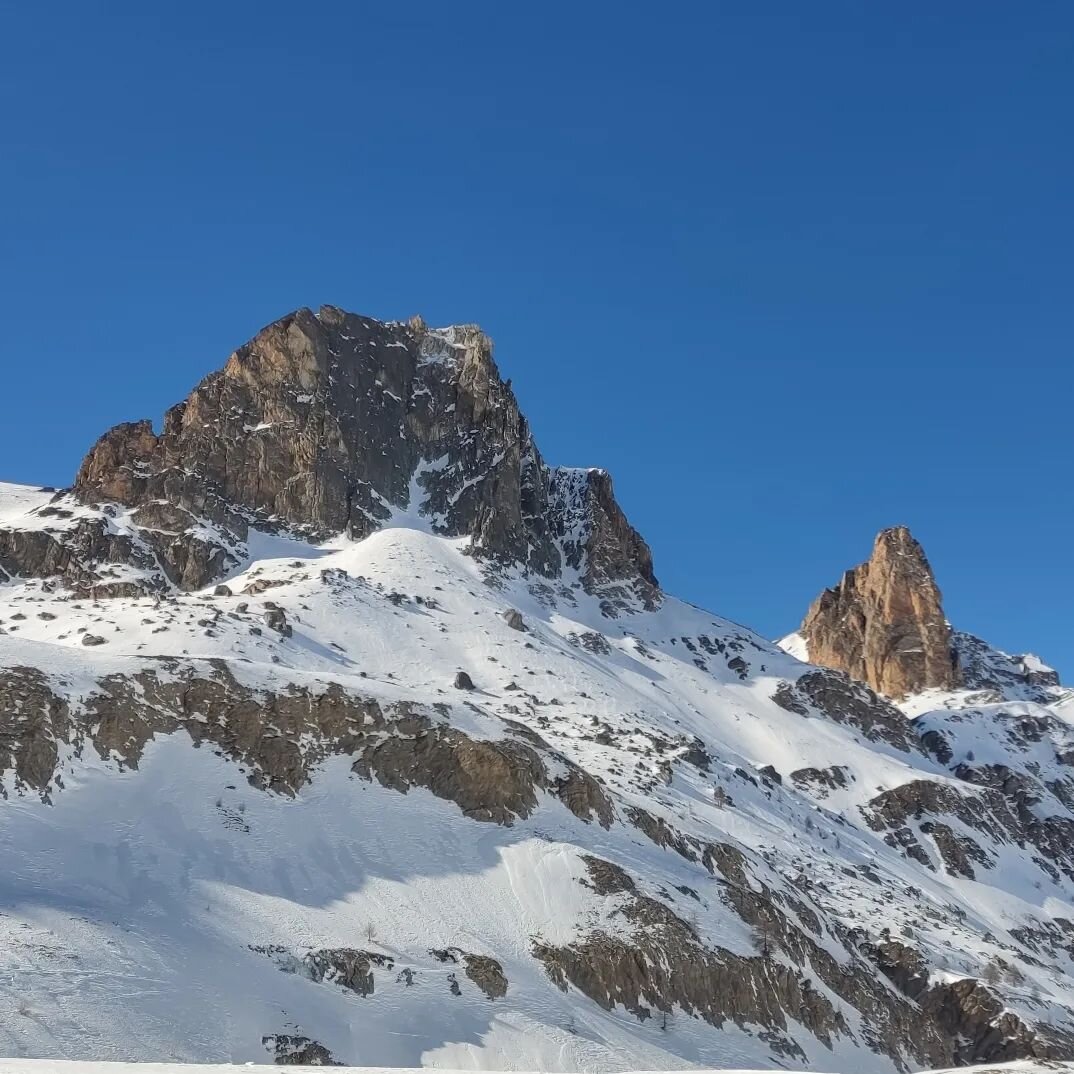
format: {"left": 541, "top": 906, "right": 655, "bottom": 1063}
{"left": 1, "top": 1062, "right": 1073, "bottom": 1074}
{"left": 0, "top": 306, "right": 1073, "bottom": 1071}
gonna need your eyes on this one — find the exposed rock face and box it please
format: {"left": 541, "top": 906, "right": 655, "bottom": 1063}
{"left": 864, "top": 940, "right": 1074, "bottom": 1064}
{"left": 772, "top": 668, "right": 922, "bottom": 752}
{"left": 63, "top": 306, "right": 656, "bottom": 608}
{"left": 799, "top": 526, "right": 959, "bottom": 698}
{"left": 953, "top": 630, "right": 1063, "bottom": 703}
{"left": 0, "top": 513, "right": 160, "bottom": 598}
{"left": 262, "top": 1034, "right": 341, "bottom": 1066}
{"left": 0, "top": 661, "right": 613, "bottom": 827}
{"left": 790, "top": 764, "right": 852, "bottom": 796}
{"left": 303, "top": 948, "right": 393, "bottom": 997}
{"left": 357, "top": 719, "right": 613, "bottom": 828}
{"left": 534, "top": 855, "right": 952, "bottom": 1070}
{"left": 462, "top": 953, "right": 508, "bottom": 1000}
{"left": 864, "top": 766, "right": 1074, "bottom": 885}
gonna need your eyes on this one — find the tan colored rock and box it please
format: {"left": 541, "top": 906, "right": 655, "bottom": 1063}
{"left": 463, "top": 953, "right": 508, "bottom": 999}
{"left": 800, "top": 526, "right": 959, "bottom": 699}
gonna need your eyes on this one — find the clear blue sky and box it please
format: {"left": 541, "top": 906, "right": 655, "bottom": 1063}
{"left": 1, "top": 3, "right": 1071, "bottom": 674}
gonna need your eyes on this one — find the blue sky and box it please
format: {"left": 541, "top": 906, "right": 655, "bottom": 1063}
{"left": 1, "top": 3, "right": 1071, "bottom": 673}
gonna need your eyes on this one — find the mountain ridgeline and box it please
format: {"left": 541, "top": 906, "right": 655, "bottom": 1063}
{"left": 69, "top": 306, "right": 656, "bottom": 610}
{"left": 0, "top": 305, "right": 1071, "bottom": 1072}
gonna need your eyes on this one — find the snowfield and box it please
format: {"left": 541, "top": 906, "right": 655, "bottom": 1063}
{"left": 0, "top": 1063, "right": 1071, "bottom": 1074}
{"left": 0, "top": 477, "right": 1073, "bottom": 1071}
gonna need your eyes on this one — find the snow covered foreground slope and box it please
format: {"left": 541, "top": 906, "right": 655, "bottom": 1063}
{"left": 2, "top": 1064, "right": 1072, "bottom": 1074}
{"left": 0, "top": 1064, "right": 1071, "bottom": 1074}
{"left": 0, "top": 307, "right": 1073, "bottom": 1071}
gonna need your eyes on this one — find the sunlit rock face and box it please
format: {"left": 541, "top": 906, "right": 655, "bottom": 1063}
{"left": 800, "top": 526, "right": 959, "bottom": 699}
{"left": 23, "top": 305, "right": 655, "bottom": 607}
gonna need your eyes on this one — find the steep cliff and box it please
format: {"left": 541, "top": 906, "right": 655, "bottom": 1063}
{"left": 799, "top": 526, "right": 959, "bottom": 698}
{"left": 67, "top": 306, "right": 656, "bottom": 609}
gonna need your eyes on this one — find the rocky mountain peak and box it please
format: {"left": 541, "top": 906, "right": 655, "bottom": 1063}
{"left": 62, "top": 305, "right": 658, "bottom": 608}
{"left": 799, "top": 526, "right": 960, "bottom": 698}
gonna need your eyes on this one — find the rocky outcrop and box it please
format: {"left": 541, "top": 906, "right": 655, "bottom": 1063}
{"left": 799, "top": 527, "right": 959, "bottom": 698}
{"left": 262, "top": 1034, "right": 340, "bottom": 1066}
{"left": 356, "top": 724, "right": 546, "bottom": 825}
{"left": 427, "top": 948, "right": 508, "bottom": 999}
{"left": 540, "top": 851, "right": 1074, "bottom": 1070}
{"left": 0, "top": 513, "right": 163, "bottom": 597}
{"left": 254, "top": 943, "right": 396, "bottom": 1000}
{"left": 547, "top": 467, "right": 657, "bottom": 613}
{"left": 953, "top": 630, "right": 1063, "bottom": 703}
{"left": 553, "top": 766, "right": 615, "bottom": 828}
{"left": 626, "top": 806, "right": 700, "bottom": 862}
{"left": 356, "top": 720, "right": 613, "bottom": 827}
{"left": 304, "top": 948, "right": 394, "bottom": 997}
{"left": 0, "top": 661, "right": 613, "bottom": 829}
{"left": 534, "top": 856, "right": 952, "bottom": 1071}
{"left": 0, "top": 665, "right": 70, "bottom": 792}
{"left": 60, "top": 306, "right": 656, "bottom": 607}
{"left": 462, "top": 954, "right": 508, "bottom": 999}
{"left": 772, "top": 668, "right": 921, "bottom": 752}
{"left": 864, "top": 940, "right": 1074, "bottom": 1064}
{"left": 864, "top": 775, "right": 1074, "bottom": 883}
{"left": 790, "top": 764, "right": 852, "bottom": 796}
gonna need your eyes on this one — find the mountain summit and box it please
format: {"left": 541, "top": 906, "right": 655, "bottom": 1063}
{"left": 66, "top": 306, "right": 656, "bottom": 609}
{"left": 797, "top": 526, "right": 959, "bottom": 698}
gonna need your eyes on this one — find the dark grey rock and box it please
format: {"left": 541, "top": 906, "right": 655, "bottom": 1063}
{"left": 263, "top": 607, "right": 292, "bottom": 637}
{"left": 66, "top": 307, "right": 657, "bottom": 607}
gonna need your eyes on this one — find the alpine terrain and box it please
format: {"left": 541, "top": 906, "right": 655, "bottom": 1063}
{"left": 0, "top": 305, "right": 1072, "bottom": 1072}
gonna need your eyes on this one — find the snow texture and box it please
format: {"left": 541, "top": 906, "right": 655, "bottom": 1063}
{"left": 0, "top": 479, "right": 1072, "bottom": 1071}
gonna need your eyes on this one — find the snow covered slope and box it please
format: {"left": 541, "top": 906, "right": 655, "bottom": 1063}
{"left": 0, "top": 306, "right": 1072, "bottom": 1072}
{"left": 1, "top": 1063, "right": 1073, "bottom": 1074}
{"left": 0, "top": 1063, "right": 1070, "bottom": 1074}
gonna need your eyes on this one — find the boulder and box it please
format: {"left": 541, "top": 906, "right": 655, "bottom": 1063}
{"left": 263, "top": 607, "right": 292, "bottom": 637}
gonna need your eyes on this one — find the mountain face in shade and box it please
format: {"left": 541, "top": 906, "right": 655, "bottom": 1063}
{"left": 69, "top": 306, "right": 656, "bottom": 611}
{"left": 798, "top": 526, "right": 960, "bottom": 699}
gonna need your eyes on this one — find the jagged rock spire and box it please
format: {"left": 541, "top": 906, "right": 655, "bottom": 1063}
{"left": 68, "top": 305, "right": 657, "bottom": 607}
{"left": 800, "top": 526, "right": 960, "bottom": 698}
